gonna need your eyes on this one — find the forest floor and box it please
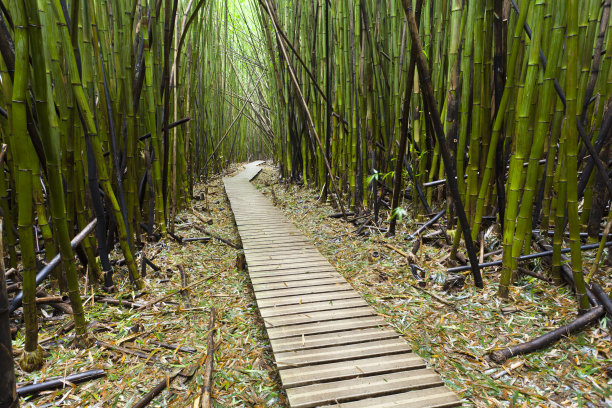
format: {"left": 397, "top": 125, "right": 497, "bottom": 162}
{"left": 12, "top": 161, "right": 612, "bottom": 407}
{"left": 15, "top": 165, "right": 286, "bottom": 407}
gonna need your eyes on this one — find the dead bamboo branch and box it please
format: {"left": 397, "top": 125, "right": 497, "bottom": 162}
{"left": 139, "top": 272, "right": 221, "bottom": 311}
{"left": 95, "top": 340, "right": 160, "bottom": 363}
{"left": 199, "top": 307, "right": 216, "bottom": 408}
{"left": 489, "top": 306, "right": 605, "bottom": 364}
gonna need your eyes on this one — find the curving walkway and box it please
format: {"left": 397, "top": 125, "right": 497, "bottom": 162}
{"left": 223, "top": 162, "right": 462, "bottom": 408}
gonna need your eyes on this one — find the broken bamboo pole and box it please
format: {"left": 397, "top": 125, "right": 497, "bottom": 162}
{"left": 489, "top": 306, "right": 604, "bottom": 364}
{"left": 16, "top": 369, "right": 106, "bottom": 397}
{"left": 199, "top": 307, "right": 216, "bottom": 408}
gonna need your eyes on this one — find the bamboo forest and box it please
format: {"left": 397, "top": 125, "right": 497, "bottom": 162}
{"left": 0, "top": 0, "right": 612, "bottom": 406}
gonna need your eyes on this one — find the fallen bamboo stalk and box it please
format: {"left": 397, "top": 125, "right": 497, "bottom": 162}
{"left": 36, "top": 289, "right": 73, "bottom": 314}
{"left": 10, "top": 219, "right": 97, "bottom": 313}
{"left": 191, "top": 209, "right": 213, "bottom": 225}
{"left": 384, "top": 243, "right": 418, "bottom": 264}
{"left": 178, "top": 264, "right": 191, "bottom": 308}
{"left": 94, "top": 296, "right": 143, "bottom": 309}
{"left": 168, "top": 232, "right": 184, "bottom": 244}
{"left": 182, "top": 237, "right": 212, "bottom": 243}
{"left": 329, "top": 211, "right": 355, "bottom": 219}
{"left": 144, "top": 257, "right": 161, "bottom": 272}
{"left": 139, "top": 272, "right": 221, "bottom": 310}
{"left": 131, "top": 372, "right": 180, "bottom": 408}
{"left": 447, "top": 240, "right": 612, "bottom": 274}
{"left": 406, "top": 209, "right": 446, "bottom": 241}
{"left": 409, "top": 284, "right": 455, "bottom": 308}
{"left": 150, "top": 340, "right": 197, "bottom": 354}
{"left": 191, "top": 210, "right": 241, "bottom": 249}
{"left": 489, "top": 306, "right": 605, "bottom": 364}
{"left": 199, "top": 307, "right": 216, "bottom": 408}
{"left": 35, "top": 296, "right": 65, "bottom": 304}
{"left": 193, "top": 225, "right": 240, "bottom": 249}
{"left": 95, "top": 340, "right": 160, "bottom": 363}
{"left": 16, "top": 369, "right": 106, "bottom": 397}
{"left": 590, "top": 283, "right": 612, "bottom": 318}
{"left": 517, "top": 267, "right": 552, "bottom": 283}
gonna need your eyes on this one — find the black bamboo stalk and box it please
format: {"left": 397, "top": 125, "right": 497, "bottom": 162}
{"left": 404, "top": 157, "right": 431, "bottom": 214}
{"left": 0, "top": 220, "right": 18, "bottom": 408}
{"left": 389, "top": 0, "right": 423, "bottom": 236}
{"left": 401, "top": 0, "right": 482, "bottom": 288}
{"left": 447, "top": 241, "right": 612, "bottom": 274}
{"left": 16, "top": 369, "right": 105, "bottom": 397}
{"left": 590, "top": 283, "right": 612, "bottom": 318}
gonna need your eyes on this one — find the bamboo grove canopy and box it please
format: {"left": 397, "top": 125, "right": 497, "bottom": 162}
{"left": 0, "top": 0, "right": 610, "bottom": 377}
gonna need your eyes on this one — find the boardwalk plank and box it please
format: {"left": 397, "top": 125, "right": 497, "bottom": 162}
{"left": 274, "top": 338, "right": 411, "bottom": 368}
{"left": 253, "top": 277, "right": 346, "bottom": 291}
{"left": 269, "top": 327, "right": 400, "bottom": 352}
{"left": 254, "top": 283, "right": 354, "bottom": 300}
{"left": 285, "top": 369, "right": 444, "bottom": 408}
{"left": 316, "top": 387, "right": 462, "bottom": 408}
{"left": 266, "top": 315, "right": 387, "bottom": 339}
{"left": 258, "top": 297, "right": 368, "bottom": 318}
{"left": 250, "top": 271, "right": 340, "bottom": 285}
{"left": 263, "top": 305, "right": 375, "bottom": 328}
{"left": 279, "top": 354, "right": 426, "bottom": 387}
{"left": 255, "top": 290, "right": 362, "bottom": 308}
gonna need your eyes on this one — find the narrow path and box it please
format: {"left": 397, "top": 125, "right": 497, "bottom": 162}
{"left": 224, "top": 163, "right": 462, "bottom": 408}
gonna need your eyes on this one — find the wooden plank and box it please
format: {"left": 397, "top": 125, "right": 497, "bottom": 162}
{"left": 258, "top": 297, "right": 368, "bottom": 318}
{"left": 254, "top": 283, "right": 353, "bottom": 300}
{"left": 263, "top": 306, "right": 375, "bottom": 328}
{"left": 243, "top": 244, "right": 317, "bottom": 255}
{"left": 248, "top": 266, "right": 337, "bottom": 278}
{"left": 247, "top": 256, "right": 328, "bottom": 267}
{"left": 240, "top": 232, "right": 305, "bottom": 240}
{"left": 256, "top": 290, "right": 362, "bottom": 308}
{"left": 285, "top": 369, "right": 444, "bottom": 408}
{"left": 253, "top": 276, "right": 347, "bottom": 291}
{"left": 244, "top": 241, "right": 313, "bottom": 250}
{"left": 245, "top": 252, "right": 322, "bottom": 262}
{"left": 237, "top": 225, "right": 297, "bottom": 231}
{"left": 315, "top": 386, "right": 462, "bottom": 408}
{"left": 243, "top": 238, "right": 311, "bottom": 246}
{"left": 243, "top": 243, "right": 316, "bottom": 251}
{"left": 248, "top": 260, "right": 333, "bottom": 272}
{"left": 274, "top": 338, "right": 411, "bottom": 368}
{"left": 269, "top": 327, "right": 400, "bottom": 353}
{"left": 242, "top": 240, "right": 309, "bottom": 247}
{"left": 250, "top": 271, "right": 341, "bottom": 285}
{"left": 279, "top": 354, "right": 426, "bottom": 387}
{"left": 266, "top": 315, "right": 386, "bottom": 340}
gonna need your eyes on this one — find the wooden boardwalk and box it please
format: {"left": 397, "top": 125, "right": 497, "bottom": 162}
{"left": 224, "top": 163, "right": 462, "bottom": 408}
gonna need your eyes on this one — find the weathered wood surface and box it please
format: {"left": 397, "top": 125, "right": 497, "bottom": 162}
{"left": 223, "top": 163, "right": 462, "bottom": 408}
